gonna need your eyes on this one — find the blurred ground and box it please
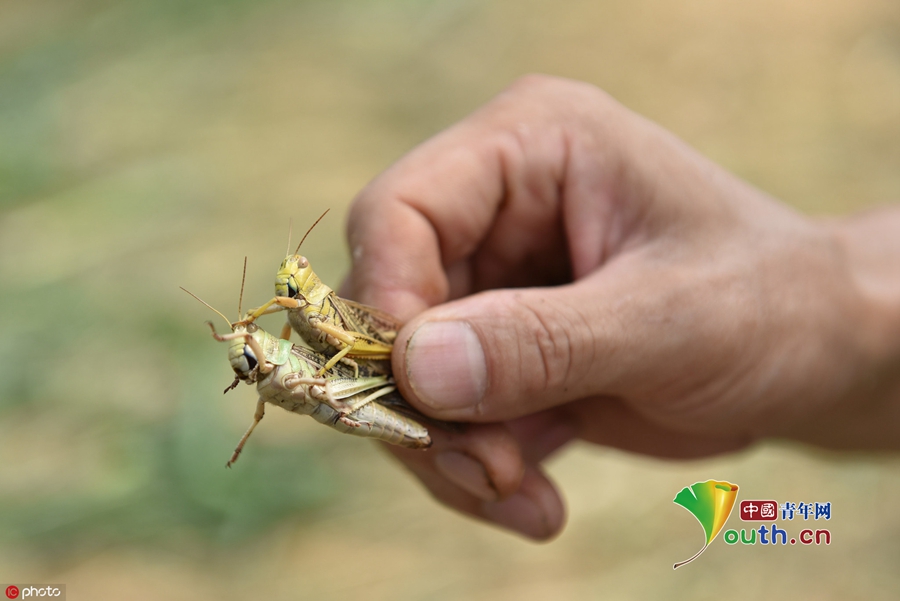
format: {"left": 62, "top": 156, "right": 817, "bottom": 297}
{"left": 1, "top": 0, "right": 899, "bottom": 599}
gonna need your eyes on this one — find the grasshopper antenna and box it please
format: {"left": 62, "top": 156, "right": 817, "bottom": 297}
{"left": 285, "top": 218, "right": 293, "bottom": 257}
{"left": 294, "top": 208, "right": 330, "bottom": 255}
{"left": 238, "top": 256, "right": 247, "bottom": 319}
{"left": 180, "top": 287, "right": 232, "bottom": 329}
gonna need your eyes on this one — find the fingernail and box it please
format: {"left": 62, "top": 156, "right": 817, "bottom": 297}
{"left": 406, "top": 321, "right": 486, "bottom": 410}
{"left": 435, "top": 452, "right": 497, "bottom": 501}
{"left": 481, "top": 493, "right": 550, "bottom": 540}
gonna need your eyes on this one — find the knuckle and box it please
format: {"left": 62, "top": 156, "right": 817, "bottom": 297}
{"left": 506, "top": 73, "right": 606, "bottom": 105}
{"left": 508, "top": 73, "right": 557, "bottom": 93}
{"left": 506, "top": 73, "right": 577, "bottom": 102}
{"left": 503, "top": 294, "right": 588, "bottom": 394}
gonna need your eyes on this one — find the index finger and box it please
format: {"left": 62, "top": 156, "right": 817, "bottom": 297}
{"left": 343, "top": 129, "right": 503, "bottom": 320}
{"left": 342, "top": 76, "right": 579, "bottom": 320}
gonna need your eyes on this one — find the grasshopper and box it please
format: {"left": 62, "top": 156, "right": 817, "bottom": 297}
{"left": 182, "top": 282, "right": 431, "bottom": 467}
{"left": 241, "top": 210, "right": 399, "bottom": 377}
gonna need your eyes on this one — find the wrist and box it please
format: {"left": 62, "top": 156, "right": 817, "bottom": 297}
{"left": 816, "top": 209, "right": 900, "bottom": 449}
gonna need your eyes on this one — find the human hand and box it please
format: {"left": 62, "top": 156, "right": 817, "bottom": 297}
{"left": 340, "top": 75, "right": 900, "bottom": 540}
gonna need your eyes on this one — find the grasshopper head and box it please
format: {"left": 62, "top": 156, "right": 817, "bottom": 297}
{"left": 210, "top": 322, "right": 275, "bottom": 385}
{"left": 275, "top": 254, "right": 313, "bottom": 299}
{"left": 229, "top": 323, "right": 262, "bottom": 383}
{"left": 185, "top": 283, "right": 283, "bottom": 391}
{"left": 227, "top": 323, "right": 265, "bottom": 383}
{"left": 277, "top": 210, "right": 331, "bottom": 301}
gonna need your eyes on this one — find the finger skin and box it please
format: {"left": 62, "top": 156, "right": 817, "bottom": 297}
{"left": 388, "top": 422, "right": 526, "bottom": 501}
{"left": 404, "top": 459, "right": 566, "bottom": 541}
{"left": 383, "top": 424, "right": 566, "bottom": 541}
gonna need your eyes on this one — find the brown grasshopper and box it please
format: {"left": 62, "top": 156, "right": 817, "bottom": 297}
{"left": 241, "top": 211, "right": 399, "bottom": 377}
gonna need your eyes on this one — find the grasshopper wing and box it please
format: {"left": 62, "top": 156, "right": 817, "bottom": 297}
{"left": 334, "top": 297, "right": 402, "bottom": 344}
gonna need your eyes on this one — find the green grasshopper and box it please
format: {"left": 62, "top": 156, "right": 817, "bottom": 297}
{"left": 241, "top": 210, "right": 398, "bottom": 377}
{"left": 182, "top": 285, "right": 431, "bottom": 467}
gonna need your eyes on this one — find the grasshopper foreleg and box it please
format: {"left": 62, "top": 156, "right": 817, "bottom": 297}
{"left": 227, "top": 398, "right": 266, "bottom": 468}
{"left": 242, "top": 296, "right": 304, "bottom": 325}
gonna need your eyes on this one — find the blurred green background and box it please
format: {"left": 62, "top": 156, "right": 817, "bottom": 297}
{"left": 1, "top": 0, "right": 899, "bottom": 599}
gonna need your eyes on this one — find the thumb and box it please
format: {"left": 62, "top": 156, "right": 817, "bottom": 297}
{"left": 392, "top": 277, "right": 631, "bottom": 421}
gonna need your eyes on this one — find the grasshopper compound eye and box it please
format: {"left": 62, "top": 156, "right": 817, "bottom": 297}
{"left": 242, "top": 346, "right": 258, "bottom": 372}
